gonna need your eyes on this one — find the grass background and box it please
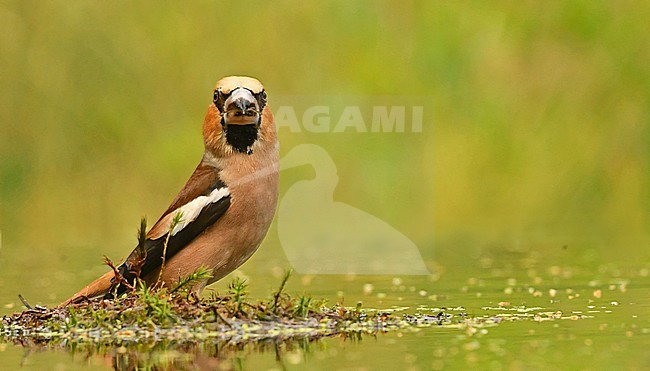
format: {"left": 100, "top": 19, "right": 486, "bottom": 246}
{"left": 0, "top": 1, "right": 648, "bottom": 304}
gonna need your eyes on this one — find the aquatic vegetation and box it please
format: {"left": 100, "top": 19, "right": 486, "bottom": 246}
{"left": 1, "top": 269, "right": 593, "bottom": 352}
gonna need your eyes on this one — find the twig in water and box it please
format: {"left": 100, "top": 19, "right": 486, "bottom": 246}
{"left": 272, "top": 269, "right": 293, "bottom": 314}
{"left": 104, "top": 255, "right": 135, "bottom": 293}
{"left": 18, "top": 294, "right": 32, "bottom": 310}
{"left": 212, "top": 306, "right": 233, "bottom": 329}
{"left": 156, "top": 211, "right": 184, "bottom": 288}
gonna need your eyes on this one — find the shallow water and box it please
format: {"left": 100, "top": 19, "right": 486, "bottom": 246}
{"left": 1, "top": 247, "right": 648, "bottom": 370}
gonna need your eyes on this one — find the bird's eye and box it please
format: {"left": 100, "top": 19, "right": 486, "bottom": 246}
{"left": 213, "top": 90, "right": 229, "bottom": 111}
{"left": 257, "top": 90, "right": 267, "bottom": 110}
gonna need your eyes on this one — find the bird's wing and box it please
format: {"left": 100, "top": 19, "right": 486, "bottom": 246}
{"left": 108, "top": 162, "right": 230, "bottom": 296}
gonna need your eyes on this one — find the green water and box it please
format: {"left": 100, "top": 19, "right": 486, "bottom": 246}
{"left": 1, "top": 247, "right": 648, "bottom": 370}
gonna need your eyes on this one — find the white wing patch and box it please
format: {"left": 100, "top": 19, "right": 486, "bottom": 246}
{"left": 169, "top": 186, "right": 230, "bottom": 236}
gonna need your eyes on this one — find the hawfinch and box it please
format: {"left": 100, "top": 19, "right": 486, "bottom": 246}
{"left": 60, "top": 76, "right": 279, "bottom": 306}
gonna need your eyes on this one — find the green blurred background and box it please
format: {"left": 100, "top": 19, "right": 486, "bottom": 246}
{"left": 0, "top": 1, "right": 648, "bottom": 306}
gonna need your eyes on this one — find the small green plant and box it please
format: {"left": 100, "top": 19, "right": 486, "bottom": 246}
{"left": 66, "top": 306, "right": 78, "bottom": 330}
{"left": 171, "top": 266, "right": 213, "bottom": 294}
{"left": 136, "top": 279, "right": 175, "bottom": 324}
{"left": 227, "top": 277, "right": 249, "bottom": 316}
{"left": 294, "top": 294, "right": 313, "bottom": 317}
{"left": 129, "top": 216, "right": 149, "bottom": 280}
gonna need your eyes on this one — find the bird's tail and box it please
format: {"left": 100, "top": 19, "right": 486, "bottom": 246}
{"left": 58, "top": 270, "right": 114, "bottom": 307}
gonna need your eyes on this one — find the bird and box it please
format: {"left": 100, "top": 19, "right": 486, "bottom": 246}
{"left": 277, "top": 144, "right": 430, "bottom": 275}
{"left": 60, "top": 76, "right": 279, "bottom": 306}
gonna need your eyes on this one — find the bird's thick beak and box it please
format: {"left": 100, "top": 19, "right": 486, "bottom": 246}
{"left": 222, "top": 88, "right": 260, "bottom": 126}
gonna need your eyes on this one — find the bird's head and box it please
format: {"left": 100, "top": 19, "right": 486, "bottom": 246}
{"left": 203, "top": 76, "right": 275, "bottom": 156}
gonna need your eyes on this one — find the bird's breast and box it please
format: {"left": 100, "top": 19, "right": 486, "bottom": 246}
{"left": 159, "top": 147, "right": 279, "bottom": 285}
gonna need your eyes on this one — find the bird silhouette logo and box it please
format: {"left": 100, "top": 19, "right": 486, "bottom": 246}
{"left": 278, "top": 144, "right": 431, "bottom": 275}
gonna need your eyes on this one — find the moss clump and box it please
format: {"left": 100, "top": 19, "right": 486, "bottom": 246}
{"left": 1, "top": 270, "right": 436, "bottom": 348}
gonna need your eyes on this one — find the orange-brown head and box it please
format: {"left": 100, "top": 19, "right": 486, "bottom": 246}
{"left": 203, "top": 76, "right": 275, "bottom": 157}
